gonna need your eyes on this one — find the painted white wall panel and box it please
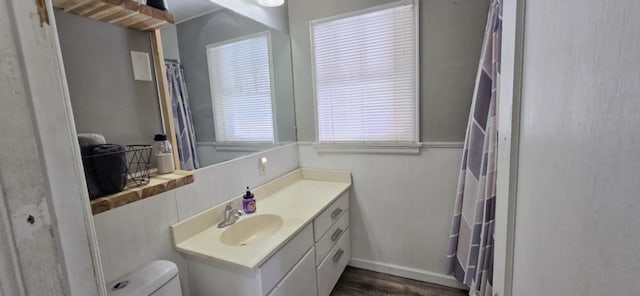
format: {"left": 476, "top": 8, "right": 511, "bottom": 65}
{"left": 0, "top": 186, "right": 24, "bottom": 296}
{"left": 1, "top": 0, "right": 105, "bottom": 294}
{"left": 298, "top": 144, "right": 464, "bottom": 288}
{"left": 512, "top": 1, "right": 640, "bottom": 295}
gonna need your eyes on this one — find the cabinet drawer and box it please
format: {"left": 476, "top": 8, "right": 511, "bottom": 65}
{"left": 260, "top": 224, "right": 313, "bottom": 295}
{"left": 316, "top": 228, "right": 350, "bottom": 296}
{"left": 315, "top": 209, "right": 349, "bottom": 265}
{"left": 266, "top": 248, "right": 317, "bottom": 296}
{"left": 313, "top": 191, "right": 349, "bottom": 242}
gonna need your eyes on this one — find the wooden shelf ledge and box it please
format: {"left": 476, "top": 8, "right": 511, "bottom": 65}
{"left": 53, "top": 0, "right": 175, "bottom": 31}
{"left": 90, "top": 170, "right": 194, "bottom": 215}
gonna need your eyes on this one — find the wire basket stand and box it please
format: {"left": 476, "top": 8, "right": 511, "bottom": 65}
{"left": 81, "top": 144, "right": 152, "bottom": 199}
{"left": 125, "top": 145, "right": 152, "bottom": 188}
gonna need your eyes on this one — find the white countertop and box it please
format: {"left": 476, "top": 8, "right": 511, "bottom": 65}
{"left": 170, "top": 168, "right": 351, "bottom": 270}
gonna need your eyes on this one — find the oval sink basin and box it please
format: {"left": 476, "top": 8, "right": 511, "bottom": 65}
{"left": 220, "top": 214, "right": 284, "bottom": 246}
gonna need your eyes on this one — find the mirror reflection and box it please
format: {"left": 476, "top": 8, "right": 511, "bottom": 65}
{"left": 161, "top": 7, "right": 296, "bottom": 168}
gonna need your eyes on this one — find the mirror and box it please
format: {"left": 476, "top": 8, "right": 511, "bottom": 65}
{"left": 161, "top": 7, "right": 296, "bottom": 168}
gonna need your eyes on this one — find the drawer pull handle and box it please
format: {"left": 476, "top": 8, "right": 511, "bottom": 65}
{"left": 332, "top": 249, "right": 345, "bottom": 263}
{"left": 330, "top": 207, "right": 343, "bottom": 219}
{"left": 331, "top": 228, "right": 344, "bottom": 242}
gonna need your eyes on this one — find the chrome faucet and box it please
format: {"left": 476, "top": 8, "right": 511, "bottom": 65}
{"left": 217, "top": 203, "right": 243, "bottom": 228}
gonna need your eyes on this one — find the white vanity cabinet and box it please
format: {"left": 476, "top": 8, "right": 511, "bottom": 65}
{"left": 266, "top": 248, "right": 317, "bottom": 296}
{"left": 317, "top": 228, "right": 350, "bottom": 296}
{"left": 313, "top": 192, "right": 350, "bottom": 296}
{"left": 186, "top": 195, "right": 351, "bottom": 296}
{"left": 172, "top": 168, "right": 353, "bottom": 296}
{"left": 267, "top": 191, "right": 351, "bottom": 296}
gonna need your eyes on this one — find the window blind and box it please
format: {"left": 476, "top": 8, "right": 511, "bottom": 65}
{"left": 206, "top": 32, "right": 275, "bottom": 143}
{"left": 311, "top": 1, "right": 418, "bottom": 143}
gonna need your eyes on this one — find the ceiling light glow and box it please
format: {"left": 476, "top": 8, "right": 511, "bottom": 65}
{"left": 257, "top": 0, "right": 284, "bottom": 7}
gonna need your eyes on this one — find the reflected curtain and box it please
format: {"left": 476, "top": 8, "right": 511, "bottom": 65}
{"left": 166, "top": 60, "right": 199, "bottom": 170}
{"left": 446, "top": 0, "right": 501, "bottom": 295}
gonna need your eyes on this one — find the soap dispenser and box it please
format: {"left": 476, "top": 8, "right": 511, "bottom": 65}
{"left": 242, "top": 186, "right": 256, "bottom": 214}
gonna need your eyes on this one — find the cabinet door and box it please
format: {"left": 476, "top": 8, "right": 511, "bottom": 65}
{"left": 317, "top": 228, "right": 350, "bottom": 296}
{"left": 267, "top": 248, "right": 317, "bottom": 296}
{"left": 260, "top": 224, "right": 314, "bottom": 294}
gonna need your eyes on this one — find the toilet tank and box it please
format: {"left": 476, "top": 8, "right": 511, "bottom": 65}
{"left": 106, "top": 260, "right": 182, "bottom": 296}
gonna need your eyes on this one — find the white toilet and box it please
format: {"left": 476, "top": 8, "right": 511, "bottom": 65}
{"left": 106, "top": 260, "right": 183, "bottom": 296}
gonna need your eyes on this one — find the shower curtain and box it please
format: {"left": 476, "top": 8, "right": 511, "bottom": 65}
{"left": 166, "top": 60, "right": 200, "bottom": 170}
{"left": 447, "top": 0, "right": 501, "bottom": 295}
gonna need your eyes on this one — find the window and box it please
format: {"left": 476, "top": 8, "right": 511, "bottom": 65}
{"left": 311, "top": 1, "right": 418, "bottom": 144}
{"left": 206, "top": 32, "right": 275, "bottom": 143}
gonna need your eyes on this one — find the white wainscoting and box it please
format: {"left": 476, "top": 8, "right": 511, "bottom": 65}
{"left": 92, "top": 144, "right": 299, "bottom": 296}
{"left": 93, "top": 191, "right": 189, "bottom": 294}
{"left": 93, "top": 142, "right": 465, "bottom": 293}
{"left": 176, "top": 143, "right": 299, "bottom": 220}
{"left": 297, "top": 143, "right": 465, "bottom": 289}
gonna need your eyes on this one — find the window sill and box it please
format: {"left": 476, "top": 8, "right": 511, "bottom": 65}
{"left": 307, "top": 141, "right": 465, "bottom": 154}
{"left": 313, "top": 143, "right": 422, "bottom": 154}
{"left": 196, "top": 142, "right": 277, "bottom": 152}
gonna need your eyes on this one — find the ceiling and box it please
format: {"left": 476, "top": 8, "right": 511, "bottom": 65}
{"left": 166, "top": 0, "right": 224, "bottom": 23}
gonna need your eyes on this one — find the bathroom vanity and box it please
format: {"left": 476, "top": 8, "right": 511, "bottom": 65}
{"left": 171, "top": 168, "right": 351, "bottom": 296}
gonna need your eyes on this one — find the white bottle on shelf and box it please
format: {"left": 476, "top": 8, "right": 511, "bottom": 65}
{"left": 153, "top": 134, "right": 175, "bottom": 174}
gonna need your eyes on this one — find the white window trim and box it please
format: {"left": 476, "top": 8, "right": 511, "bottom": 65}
{"left": 300, "top": 141, "right": 464, "bottom": 154}
{"left": 196, "top": 141, "right": 279, "bottom": 152}
{"left": 205, "top": 31, "right": 279, "bottom": 144}
{"left": 309, "top": 0, "right": 420, "bottom": 151}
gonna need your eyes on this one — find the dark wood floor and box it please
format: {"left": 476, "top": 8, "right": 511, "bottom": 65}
{"left": 331, "top": 267, "right": 467, "bottom": 296}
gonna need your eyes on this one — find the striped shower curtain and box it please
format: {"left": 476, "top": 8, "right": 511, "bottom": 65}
{"left": 447, "top": 0, "right": 501, "bottom": 295}
{"left": 166, "top": 61, "right": 200, "bottom": 170}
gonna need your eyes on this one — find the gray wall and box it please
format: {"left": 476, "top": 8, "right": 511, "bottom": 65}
{"left": 55, "top": 11, "right": 162, "bottom": 145}
{"left": 270, "top": 30, "right": 297, "bottom": 143}
{"left": 160, "top": 25, "right": 181, "bottom": 61}
{"left": 177, "top": 9, "right": 295, "bottom": 143}
{"left": 288, "top": 0, "right": 488, "bottom": 142}
{"left": 512, "top": 0, "right": 640, "bottom": 295}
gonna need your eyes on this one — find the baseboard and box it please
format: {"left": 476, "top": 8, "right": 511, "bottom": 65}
{"left": 348, "top": 258, "right": 468, "bottom": 290}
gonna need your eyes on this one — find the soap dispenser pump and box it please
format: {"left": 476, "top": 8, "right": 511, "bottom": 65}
{"left": 242, "top": 186, "right": 256, "bottom": 214}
